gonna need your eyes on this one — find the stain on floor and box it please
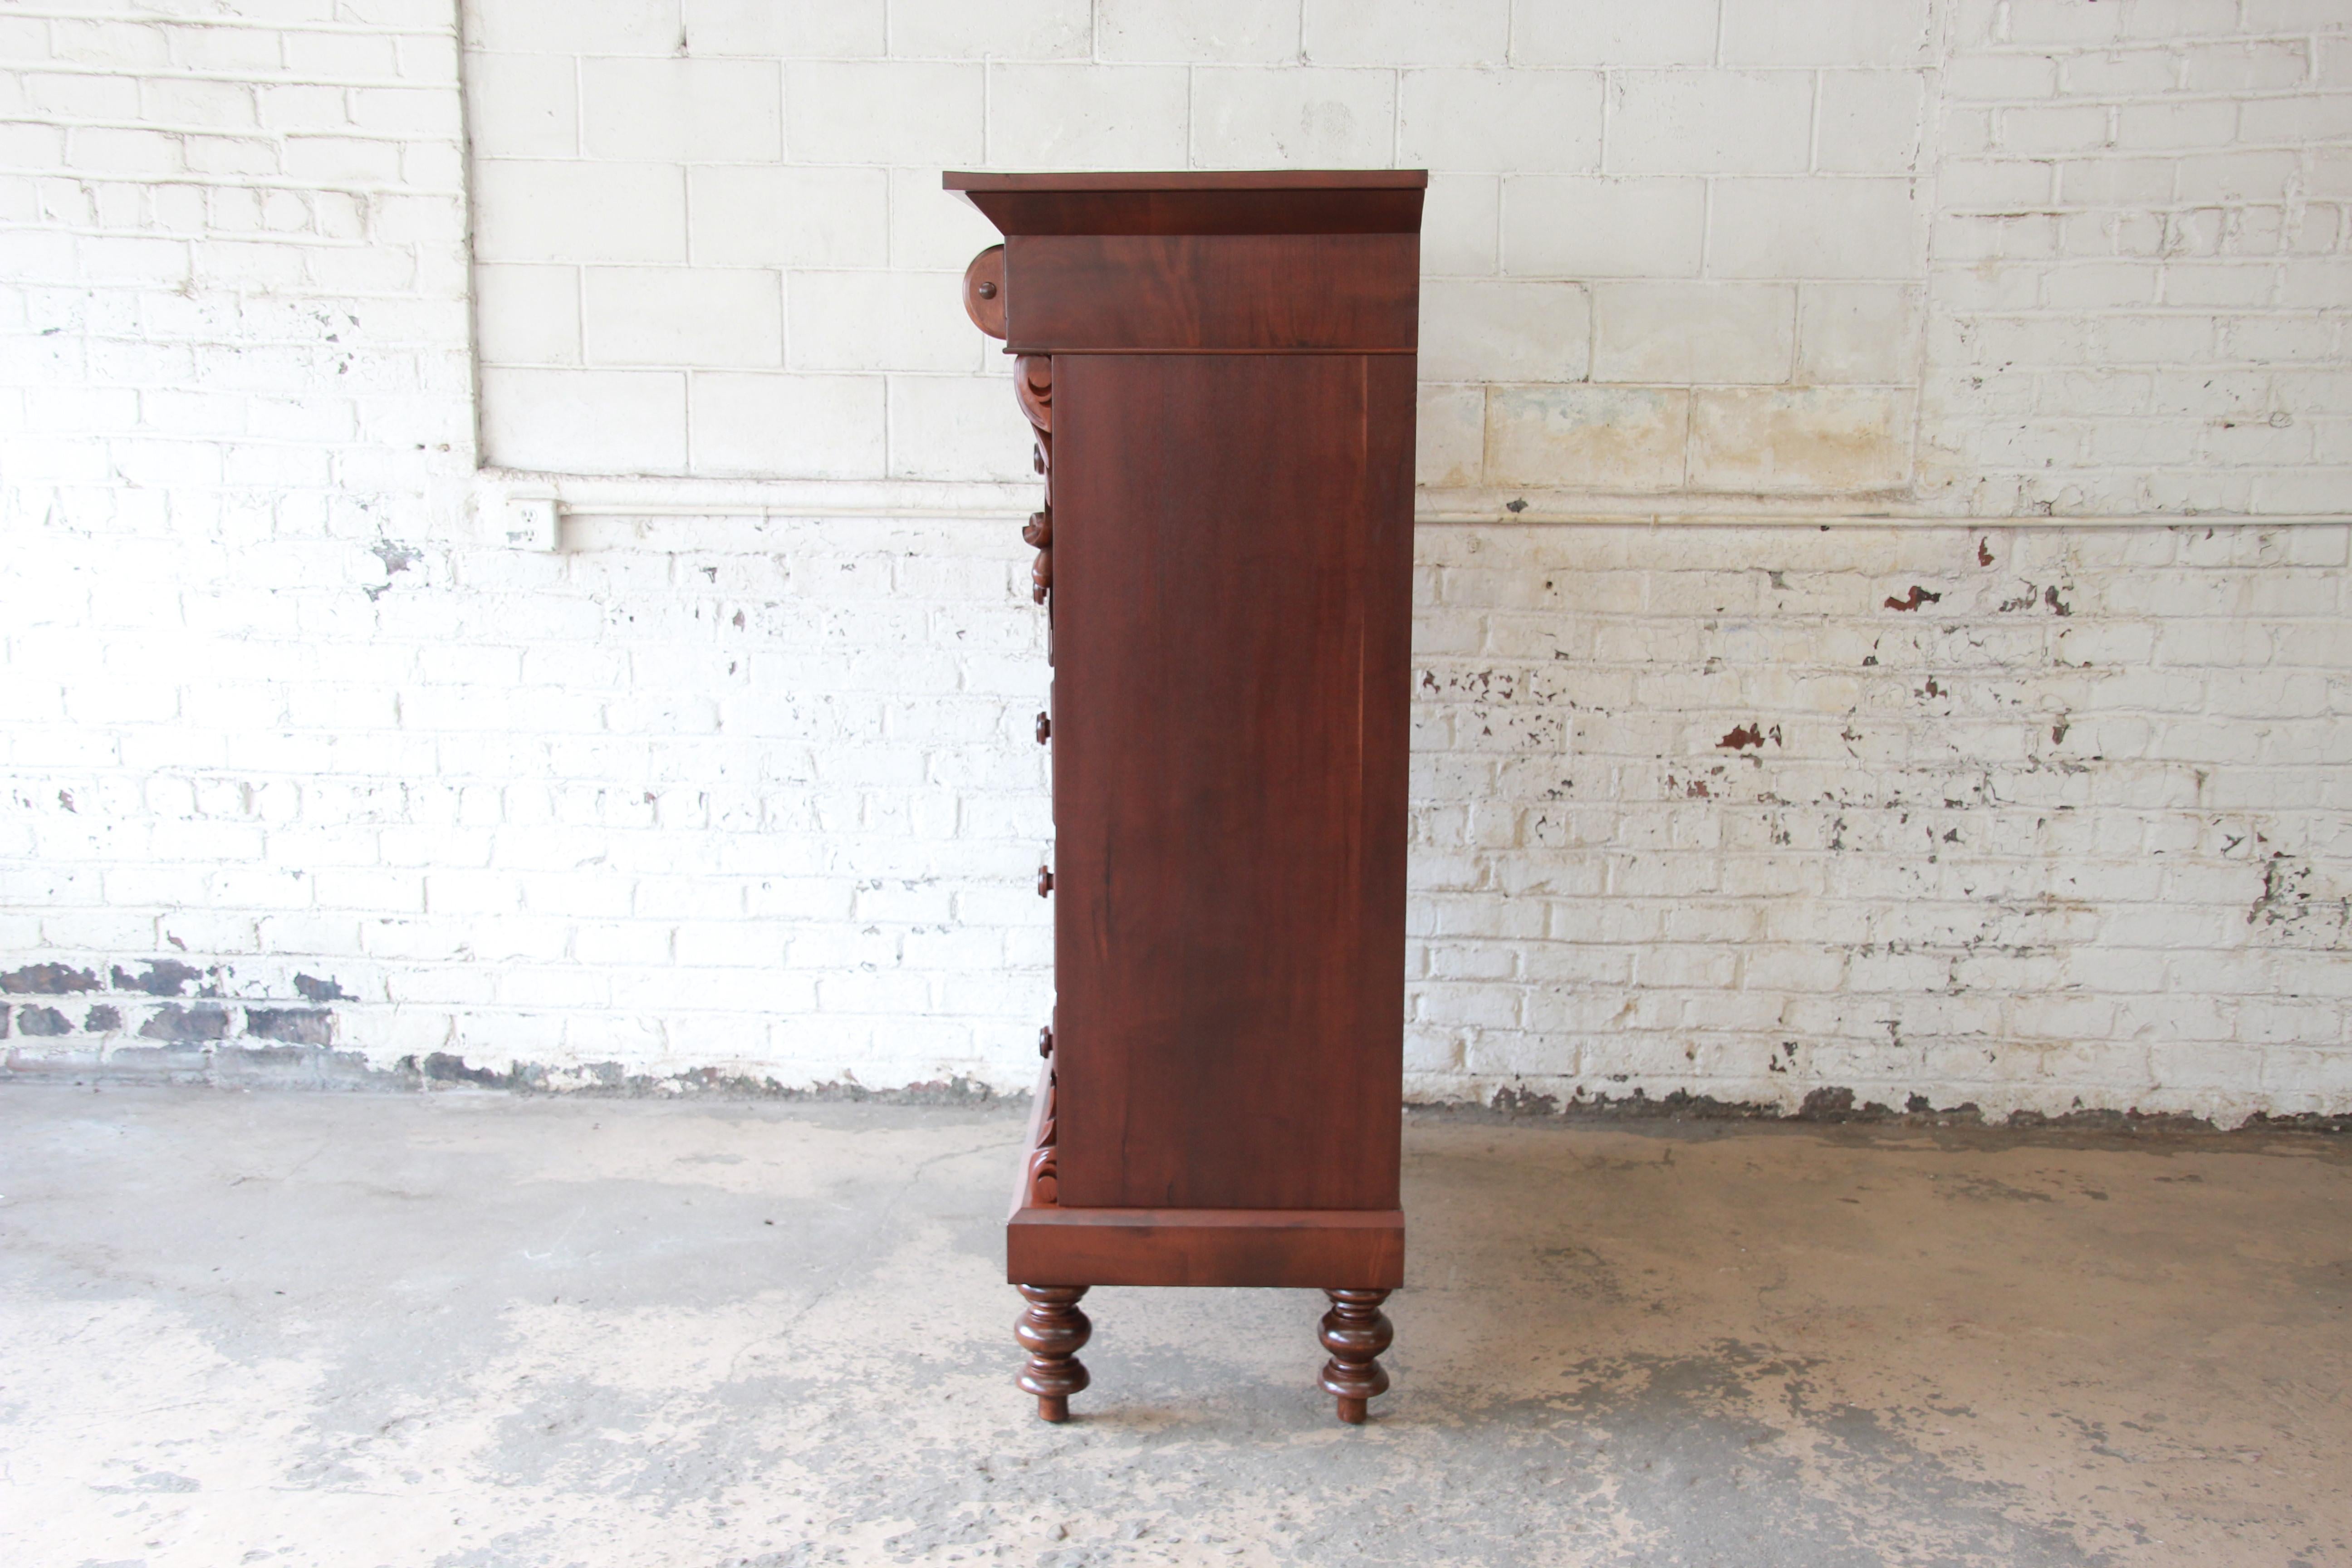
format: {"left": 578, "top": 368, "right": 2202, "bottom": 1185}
{"left": 0, "top": 1089, "right": 2345, "bottom": 1566}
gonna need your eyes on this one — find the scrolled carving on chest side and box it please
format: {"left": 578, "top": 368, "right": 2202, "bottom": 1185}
{"left": 1025, "top": 1068, "right": 1058, "bottom": 1206}
{"left": 1013, "top": 352, "right": 1053, "bottom": 605}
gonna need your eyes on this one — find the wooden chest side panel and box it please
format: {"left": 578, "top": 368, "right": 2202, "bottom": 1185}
{"left": 1005, "top": 234, "right": 1420, "bottom": 353}
{"left": 1051, "top": 352, "right": 1414, "bottom": 1212}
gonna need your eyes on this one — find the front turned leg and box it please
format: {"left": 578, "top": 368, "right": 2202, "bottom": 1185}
{"left": 1318, "top": 1288, "right": 1394, "bottom": 1424}
{"left": 1014, "top": 1284, "right": 1091, "bottom": 1422}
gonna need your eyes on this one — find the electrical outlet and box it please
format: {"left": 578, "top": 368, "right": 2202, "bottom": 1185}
{"left": 500, "top": 495, "right": 559, "bottom": 551}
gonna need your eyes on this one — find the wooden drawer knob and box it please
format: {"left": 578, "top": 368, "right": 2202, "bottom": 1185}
{"left": 1022, "top": 509, "right": 1050, "bottom": 547}
{"left": 1037, "top": 866, "right": 1054, "bottom": 897}
{"left": 962, "top": 245, "right": 1006, "bottom": 339}
{"left": 1037, "top": 1026, "right": 1054, "bottom": 1058}
{"left": 1031, "top": 548, "right": 1051, "bottom": 603}
{"left": 1035, "top": 711, "right": 1051, "bottom": 744}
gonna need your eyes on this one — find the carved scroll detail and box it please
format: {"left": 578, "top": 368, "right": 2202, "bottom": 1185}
{"left": 1014, "top": 353, "right": 1052, "bottom": 605}
{"left": 1024, "top": 1067, "right": 1058, "bottom": 1206}
{"left": 1015, "top": 353, "right": 1052, "bottom": 432}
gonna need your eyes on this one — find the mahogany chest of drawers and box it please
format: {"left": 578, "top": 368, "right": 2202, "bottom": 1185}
{"left": 946, "top": 170, "right": 1425, "bottom": 1423}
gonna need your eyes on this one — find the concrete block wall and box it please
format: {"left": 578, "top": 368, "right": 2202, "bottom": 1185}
{"left": 3, "top": 0, "right": 2349, "bottom": 1121}
{"left": 461, "top": 0, "right": 2352, "bottom": 517}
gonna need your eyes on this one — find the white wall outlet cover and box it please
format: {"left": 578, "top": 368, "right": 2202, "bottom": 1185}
{"left": 498, "top": 495, "right": 560, "bottom": 550}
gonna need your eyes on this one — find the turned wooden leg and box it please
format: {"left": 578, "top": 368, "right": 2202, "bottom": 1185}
{"left": 1318, "top": 1288, "right": 1393, "bottom": 1424}
{"left": 1014, "top": 1284, "right": 1091, "bottom": 1422}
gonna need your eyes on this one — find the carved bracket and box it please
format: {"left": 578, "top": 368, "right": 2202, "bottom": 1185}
{"left": 1015, "top": 352, "right": 1053, "bottom": 605}
{"left": 1025, "top": 1067, "right": 1058, "bottom": 1206}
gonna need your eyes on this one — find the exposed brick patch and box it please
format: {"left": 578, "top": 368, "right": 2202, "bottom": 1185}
{"left": 109, "top": 961, "right": 211, "bottom": 998}
{"left": 138, "top": 1005, "right": 232, "bottom": 1044}
{"left": 1, "top": 965, "right": 99, "bottom": 995}
{"left": 246, "top": 1009, "right": 334, "bottom": 1046}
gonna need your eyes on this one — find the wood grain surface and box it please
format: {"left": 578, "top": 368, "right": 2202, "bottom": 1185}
{"left": 1051, "top": 351, "right": 1414, "bottom": 1212}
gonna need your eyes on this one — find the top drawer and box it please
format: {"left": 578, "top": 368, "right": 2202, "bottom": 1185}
{"left": 1004, "top": 233, "right": 1419, "bottom": 356}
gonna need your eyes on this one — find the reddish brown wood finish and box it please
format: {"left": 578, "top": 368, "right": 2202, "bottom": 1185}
{"left": 961, "top": 245, "right": 1006, "bottom": 339}
{"left": 1003, "top": 235, "right": 1419, "bottom": 353}
{"left": 1007, "top": 1206, "right": 1405, "bottom": 1289}
{"left": 1053, "top": 351, "right": 1413, "bottom": 1212}
{"left": 956, "top": 170, "right": 1421, "bottom": 1420}
{"left": 1317, "top": 1289, "right": 1395, "bottom": 1423}
{"left": 945, "top": 169, "right": 1426, "bottom": 238}
{"left": 1014, "top": 1284, "right": 1091, "bottom": 1422}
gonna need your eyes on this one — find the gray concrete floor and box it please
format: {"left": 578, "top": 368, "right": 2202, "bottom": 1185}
{"left": 0, "top": 1090, "right": 2346, "bottom": 1568}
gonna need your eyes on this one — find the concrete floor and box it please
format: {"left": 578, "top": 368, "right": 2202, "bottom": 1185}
{"left": 0, "top": 1091, "right": 2346, "bottom": 1568}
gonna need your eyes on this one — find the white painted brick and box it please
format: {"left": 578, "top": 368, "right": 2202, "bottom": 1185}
{"left": 1485, "top": 385, "right": 1690, "bottom": 490}
{"left": 2242, "top": 93, "right": 2352, "bottom": 144}
{"left": 465, "top": 0, "right": 680, "bottom": 55}
{"left": 1421, "top": 172, "right": 1499, "bottom": 275}
{"left": 142, "top": 77, "right": 256, "bottom": 129}
{"left": 681, "top": 0, "right": 883, "bottom": 56}
{"left": 1592, "top": 283, "right": 1796, "bottom": 384}
{"left": 1509, "top": 0, "right": 1717, "bottom": 68}
{"left": 1689, "top": 387, "right": 1914, "bottom": 490}
{"left": 8, "top": 0, "right": 2350, "bottom": 1114}
{"left": 1607, "top": 71, "right": 1817, "bottom": 175}
{"left": 1708, "top": 178, "right": 1922, "bottom": 278}
{"left": 2058, "top": 156, "right": 2177, "bottom": 204}
{"left": 689, "top": 372, "right": 885, "bottom": 477}
{"left": 287, "top": 27, "right": 403, "bottom": 79}
{"left": 1945, "top": 51, "right": 2061, "bottom": 101}
{"left": 983, "top": 64, "right": 1190, "bottom": 168}
{"left": 1189, "top": 67, "right": 1396, "bottom": 168}
{"left": 1399, "top": 69, "right": 1602, "bottom": 172}
{"left": 579, "top": 56, "right": 780, "bottom": 163}
{"left": 1098, "top": 0, "right": 1298, "bottom": 64}
{"left": 257, "top": 82, "right": 353, "bottom": 135}
{"left": 886, "top": 373, "right": 1037, "bottom": 481}
{"left": 353, "top": 86, "right": 462, "bottom": 138}
{"left": 66, "top": 126, "right": 182, "bottom": 177}
{"left": 1416, "top": 383, "right": 1484, "bottom": 486}
{"left": 1503, "top": 175, "right": 1707, "bottom": 277}
{"left": 48, "top": 19, "right": 171, "bottom": 70}
{"left": 1721, "top": 0, "right": 1933, "bottom": 68}
{"left": 687, "top": 166, "right": 885, "bottom": 270}
{"left": 472, "top": 160, "right": 684, "bottom": 263}
{"left": 1796, "top": 284, "right": 1924, "bottom": 384}
{"left": 1419, "top": 279, "right": 1589, "bottom": 382}
{"left": 888, "top": 0, "right": 1088, "bottom": 59}
{"left": 889, "top": 166, "right": 1006, "bottom": 271}
{"left": 1817, "top": 72, "right": 1928, "bottom": 173}
{"left": 787, "top": 270, "right": 975, "bottom": 373}
{"left": 479, "top": 366, "right": 686, "bottom": 471}
{"left": 582, "top": 266, "right": 780, "bottom": 368}
{"left": 1303, "top": 0, "right": 1509, "bottom": 69}
{"left": 782, "top": 61, "right": 982, "bottom": 165}
{"left": 2115, "top": 98, "right": 2239, "bottom": 150}
{"left": 462, "top": 52, "right": 576, "bottom": 159}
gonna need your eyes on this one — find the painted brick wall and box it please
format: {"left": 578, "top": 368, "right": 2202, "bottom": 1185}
{"left": 4, "top": 0, "right": 2349, "bottom": 1122}
{"left": 465, "top": 0, "right": 2352, "bottom": 518}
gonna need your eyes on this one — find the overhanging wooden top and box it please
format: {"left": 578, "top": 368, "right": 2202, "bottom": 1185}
{"left": 945, "top": 170, "right": 1428, "bottom": 236}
